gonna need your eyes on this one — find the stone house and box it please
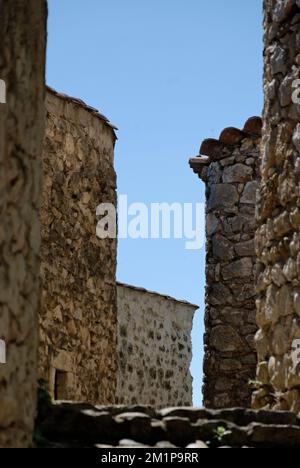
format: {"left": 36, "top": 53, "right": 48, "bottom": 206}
{"left": 40, "top": 87, "right": 118, "bottom": 405}
{"left": 117, "top": 283, "right": 197, "bottom": 407}
{"left": 39, "top": 87, "right": 197, "bottom": 408}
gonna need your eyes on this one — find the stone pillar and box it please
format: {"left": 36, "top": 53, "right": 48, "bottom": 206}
{"left": 0, "top": 0, "right": 47, "bottom": 447}
{"left": 190, "top": 118, "right": 261, "bottom": 408}
{"left": 253, "top": 0, "right": 300, "bottom": 412}
{"left": 39, "top": 88, "right": 118, "bottom": 405}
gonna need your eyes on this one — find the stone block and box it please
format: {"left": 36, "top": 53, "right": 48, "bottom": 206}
{"left": 222, "top": 258, "right": 253, "bottom": 280}
{"left": 207, "top": 184, "right": 239, "bottom": 212}
{"left": 240, "top": 181, "right": 259, "bottom": 204}
{"left": 223, "top": 164, "right": 253, "bottom": 183}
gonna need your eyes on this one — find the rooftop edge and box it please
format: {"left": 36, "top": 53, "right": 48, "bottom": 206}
{"left": 117, "top": 282, "right": 199, "bottom": 310}
{"left": 46, "top": 85, "right": 118, "bottom": 137}
{"left": 189, "top": 116, "right": 262, "bottom": 174}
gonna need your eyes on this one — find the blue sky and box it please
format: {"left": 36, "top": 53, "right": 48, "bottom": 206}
{"left": 47, "top": 0, "right": 263, "bottom": 406}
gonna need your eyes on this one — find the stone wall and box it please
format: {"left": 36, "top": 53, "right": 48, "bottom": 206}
{"left": 116, "top": 283, "right": 197, "bottom": 407}
{"left": 39, "top": 88, "right": 118, "bottom": 405}
{"left": 0, "top": 0, "right": 47, "bottom": 448}
{"left": 190, "top": 118, "right": 262, "bottom": 408}
{"left": 253, "top": 0, "right": 300, "bottom": 413}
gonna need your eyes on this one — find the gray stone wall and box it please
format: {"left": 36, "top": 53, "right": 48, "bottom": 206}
{"left": 253, "top": 0, "right": 300, "bottom": 413}
{"left": 190, "top": 118, "right": 262, "bottom": 408}
{"left": 116, "top": 283, "right": 197, "bottom": 407}
{"left": 0, "top": 0, "right": 47, "bottom": 447}
{"left": 39, "top": 88, "right": 118, "bottom": 405}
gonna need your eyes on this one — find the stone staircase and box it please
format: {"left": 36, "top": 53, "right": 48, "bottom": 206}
{"left": 38, "top": 402, "right": 300, "bottom": 448}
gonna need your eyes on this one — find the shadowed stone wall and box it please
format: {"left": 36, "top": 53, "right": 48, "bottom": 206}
{"left": 116, "top": 283, "right": 197, "bottom": 407}
{"left": 190, "top": 118, "right": 262, "bottom": 409}
{"left": 253, "top": 0, "right": 300, "bottom": 413}
{"left": 39, "top": 88, "right": 118, "bottom": 405}
{"left": 0, "top": 0, "right": 47, "bottom": 448}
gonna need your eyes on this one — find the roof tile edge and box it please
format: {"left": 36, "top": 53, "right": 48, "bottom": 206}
{"left": 46, "top": 85, "right": 118, "bottom": 137}
{"left": 117, "top": 282, "right": 199, "bottom": 310}
{"left": 189, "top": 116, "right": 262, "bottom": 174}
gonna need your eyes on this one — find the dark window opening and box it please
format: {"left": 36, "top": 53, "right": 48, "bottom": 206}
{"left": 54, "top": 370, "right": 68, "bottom": 400}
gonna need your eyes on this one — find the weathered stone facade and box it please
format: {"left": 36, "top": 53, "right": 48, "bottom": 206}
{"left": 253, "top": 0, "right": 300, "bottom": 413}
{"left": 39, "top": 88, "right": 118, "bottom": 404}
{"left": 190, "top": 118, "right": 262, "bottom": 408}
{"left": 0, "top": 0, "right": 47, "bottom": 448}
{"left": 39, "top": 89, "right": 197, "bottom": 409}
{"left": 116, "top": 284, "right": 197, "bottom": 407}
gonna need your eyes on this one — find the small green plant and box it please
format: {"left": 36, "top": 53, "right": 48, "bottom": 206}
{"left": 34, "top": 379, "right": 53, "bottom": 446}
{"left": 36, "top": 379, "right": 52, "bottom": 423}
{"left": 214, "top": 426, "right": 227, "bottom": 442}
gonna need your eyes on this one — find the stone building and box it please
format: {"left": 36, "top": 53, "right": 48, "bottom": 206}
{"left": 0, "top": 0, "right": 47, "bottom": 448}
{"left": 253, "top": 0, "right": 300, "bottom": 413}
{"left": 39, "top": 87, "right": 118, "bottom": 404}
{"left": 39, "top": 87, "right": 197, "bottom": 407}
{"left": 190, "top": 117, "right": 262, "bottom": 408}
{"left": 117, "top": 283, "right": 197, "bottom": 407}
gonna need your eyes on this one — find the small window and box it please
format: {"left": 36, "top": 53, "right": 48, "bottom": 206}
{"left": 54, "top": 370, "right": 68, "bottom": 400}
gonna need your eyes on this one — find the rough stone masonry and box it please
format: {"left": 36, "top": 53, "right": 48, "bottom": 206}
{"left": 40, "top": 89, "right": 197, "bottom": 409}
{"left": 39, "top": 87, "right": 118, "bottom": 405}
{"left": 0, "top": 0, "right": 47, "bottom": 448}
{"left": 253, "top": 0, "right": 300, "bottom": 413}
{"left": 117, "top": 283, "right": 197, "bottom": 407}
{"left": 190, "top": 117, "right": 262, "bottom": 409}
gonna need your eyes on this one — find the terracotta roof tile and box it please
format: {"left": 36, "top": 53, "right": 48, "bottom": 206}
{"left": 243, "top": 116, "right": 262, "bottom": 136}
{"left": 190, "top": 116, "right": 262, "bottom": 169}
{"left": 219, "top": 127, "right": 246, "bottom": 145}
{"left": 199, "top": 138, "right": 225, "bottom": 160}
